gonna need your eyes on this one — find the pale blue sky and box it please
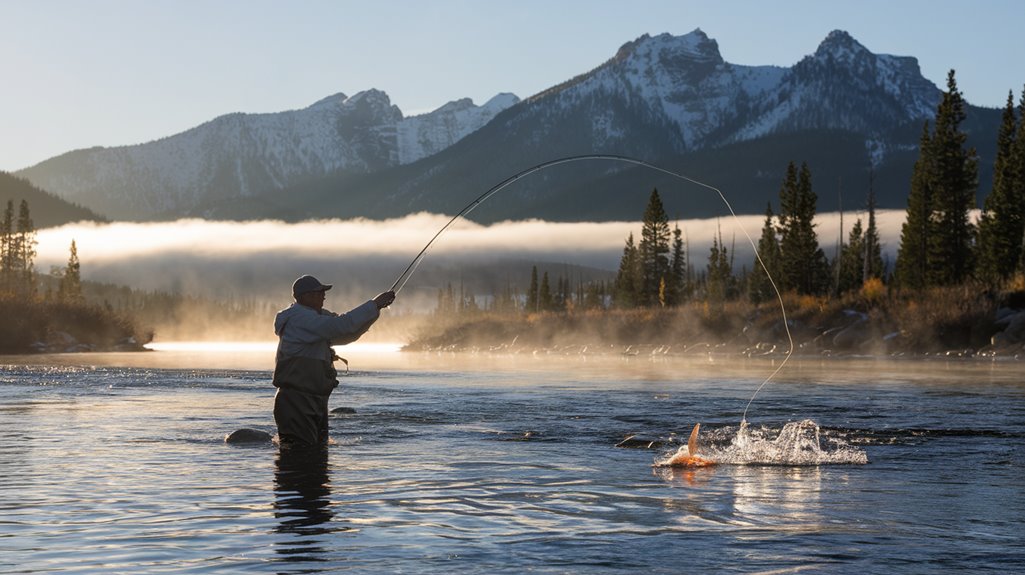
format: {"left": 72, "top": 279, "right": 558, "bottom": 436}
{"left": 2, "top": 0, "right": 1023, "bottom": 171}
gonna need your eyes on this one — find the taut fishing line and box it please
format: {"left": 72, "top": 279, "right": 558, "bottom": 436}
{"left": 389, "top": 154, "right": 793, "bottom": 422}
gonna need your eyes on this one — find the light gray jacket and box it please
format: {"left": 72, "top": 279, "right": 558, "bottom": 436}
{"left": 272, "top": 300, "right": 379, "bottom": 396}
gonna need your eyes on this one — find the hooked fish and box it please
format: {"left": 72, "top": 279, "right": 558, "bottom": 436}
{"left": 663, "top": 423, "right": 716, "bottom": 467}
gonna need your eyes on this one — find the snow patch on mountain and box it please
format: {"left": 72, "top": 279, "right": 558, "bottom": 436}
{"left": 534, "top": 29, "right": 791, "bottom": 151}
{"left": 396, "top": 93, "right": 519, "bottom": 164}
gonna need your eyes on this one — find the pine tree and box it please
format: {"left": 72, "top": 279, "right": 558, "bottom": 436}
{"left": 553, "top": 275, "right": 568, "bottom": 312}
{"left": 863, "top": 178, "right": 885, "bottom": 282}
{"left": 927, "top": 70, "right": 978, "bottom": 286}
{"left": 58, "top": 239, "right": 83, "bottom": 303}
{"left": 838, "top": 219, "right": 866, "bottom": 294}
{"left": 0, "top": 200, "right": 13, "bottom": 294}
{"left": 637, "top": 189, "right": 672, "bottom": 306}
{"left": 2, "top": 200, "right": 37, "bottom": 298}
{"left": 526, "top": 266, "right": 539, "bottom": 313}
{"left": 896, "top": 123, "right": 934, "bottom": 290}
{"left": 777, "top": 162, "right": 798, "bottom": 292}
{"left": 706, "top": 224, "right": 732, "bottom": 304}
{"left": 977, "top": 91, "right": 1022, "bottom": 285}
{"left": 17, "top": 200, "right": 37, "bottom": 297}
{"left": 1014, "top": 86, "right": 1025, "bottom": 275}
{"left": 750, "top": 203, "right": 782, "bottom": 303}
{"left": 613, "top": 233, "right": 640, "bottom": 308}
{"left": 667, "top": 224, "right": 687, "bottom": 306}
{"left": 778, "top": 162, "right": 828, "bottom": 295}
{"left": 539, "top": 271, "right": 553, "bottom": 312}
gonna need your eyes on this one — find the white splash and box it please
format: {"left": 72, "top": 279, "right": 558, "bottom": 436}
{"left": 658, "top": 419, "right": 868, "bottom": 466}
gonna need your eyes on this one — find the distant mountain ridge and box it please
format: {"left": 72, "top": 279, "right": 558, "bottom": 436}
{"left": 18, "top": 91, "right": 519, "bottom": 219}
{"left": 0, "top": 172, "right": 106, "bottom": 229}
{"left": 18, "top": 29, "right": 1003, "bottom": 223}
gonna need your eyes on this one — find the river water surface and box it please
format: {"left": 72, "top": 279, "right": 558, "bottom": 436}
{"left": 1, "top": 347, "right": 1023, "bottom": 574}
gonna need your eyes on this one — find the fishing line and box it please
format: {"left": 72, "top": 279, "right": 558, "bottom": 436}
{"left": 389, "top": 154, "right": 793, "bottom": 419}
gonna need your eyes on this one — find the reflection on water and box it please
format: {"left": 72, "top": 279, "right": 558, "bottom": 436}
{"left": 274, "top": 443, "right": 341, "bottom": 564}
{"left": 731, "top": 465, "right": 825, "bottom": 529}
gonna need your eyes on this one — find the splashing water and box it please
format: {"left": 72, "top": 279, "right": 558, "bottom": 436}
{"left": 656, "top": 420, "right": 869, "bottom": 467}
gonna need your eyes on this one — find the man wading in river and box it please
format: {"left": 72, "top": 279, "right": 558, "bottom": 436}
{"left": 273, "top": 275, "right": 396, "bottom": 444}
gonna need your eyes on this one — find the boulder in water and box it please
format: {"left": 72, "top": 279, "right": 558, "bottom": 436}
{"left": 224, "top": 428, "right": 273, "bottom": 444}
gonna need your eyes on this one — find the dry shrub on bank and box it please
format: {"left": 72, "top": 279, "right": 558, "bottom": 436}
{"left": 888, "top": 286, "right": 998, "bottom": 352}
{"left": 0, "top": 294, "right": 148, "bottom": 353}
{"left": 405, "top": 282, "right": 1012, "bottom": 355}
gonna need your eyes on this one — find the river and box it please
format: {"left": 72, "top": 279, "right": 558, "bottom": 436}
{"left": 1, "top": 347, "right": 1023, "bottom": 573}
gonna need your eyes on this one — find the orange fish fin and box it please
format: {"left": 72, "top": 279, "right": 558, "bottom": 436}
{"left": 687, "top": 423, "right": 701, "bottom": 457}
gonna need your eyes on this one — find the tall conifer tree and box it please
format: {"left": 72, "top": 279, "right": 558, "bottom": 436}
{"left": 526, "top": 266, "right": 539, "bottom": 313}
{"left": 838, "top": 219, "right": 866, "bottom": 294}
{"left": 977, "top": 91, "right": 1022, "bottom": 284}
{"left": 637, "top": 189, "right": 671, "bottom": 306}
{"left": 778, "top": 162, "right": 828, "bottom": 295}
{"left": 667, "top": 224, "right": 687, "bottom": 306}
{"left": 1014, "top": 86, "right": 1025, "bottom": 275}
{"left": 16, "top": 200, "right": 36, "bottom": 294}
{"left": 58, "top": 239, "right": 83, "bottom": 303}
{"left": 863, "top": 178, "right": 885, "bottom": 282}
{"left": 927, "top": 70, "right": 978, "bottom": 286}
{"left": 750, "top": 203, "right": 781, "bottom": 303}
{"left": 0, "top": 200, "right": 13, "bottom": 294}
{"left": 539, "top": 272, "right": 553, "bottom": 312}
{"left": 706, "top": 224, "right": 731, "bottom": 304}
{"left": 614, "top": 233, "right": 640, "bottom": 308}
{"left": 896, "top": 123, "right": 934, "bottom": 290}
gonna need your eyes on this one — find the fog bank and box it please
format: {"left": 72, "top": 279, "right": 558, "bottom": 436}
{"left": 35, "top": 211, "right": 908, "bottom": 309}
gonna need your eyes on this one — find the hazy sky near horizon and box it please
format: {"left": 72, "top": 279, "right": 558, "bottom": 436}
{"left": 2, "top": 0, "right": 1023, "bottom": 172}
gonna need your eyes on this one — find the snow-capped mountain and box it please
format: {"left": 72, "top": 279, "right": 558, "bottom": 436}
{"left": 525, "top": 29, "right": 787, "bottom": 152}
{"left": 508, "top": 28, "right": 940, "bottom": 155}
{"left": 17, "top": 91, "right": 519, "bottom": 219}
{"left": 306, "top": 28, "right": 966, "bottom": 223}
{"left": 20, "top": 28, "right": 997, "bottom": 224}
{"left": 733, "top": 30, "right": 940, "bottom": 140}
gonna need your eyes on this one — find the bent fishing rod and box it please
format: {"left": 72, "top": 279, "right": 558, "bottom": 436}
{"left": 386, "top": 153, "right": 793, "bottom": 420}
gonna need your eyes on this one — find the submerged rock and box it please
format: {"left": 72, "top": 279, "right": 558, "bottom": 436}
{"left": 224, "top": 428, "right": 273, "bottom": 444}
{"left": 330, "top": 406, "right": 357, "bottom": 415}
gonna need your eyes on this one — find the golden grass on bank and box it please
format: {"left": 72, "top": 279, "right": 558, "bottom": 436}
{"left": 406, "top": 283, "right": 1016, "bottom": 355}
{"left": 0, "top": 294, "right": 147, "bottom": 353}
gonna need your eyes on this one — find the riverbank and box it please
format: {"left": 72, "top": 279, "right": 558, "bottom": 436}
{"left": 404, "top": 286, "right": 1025, "bottom": 360}
{"left": 0, "top": 296, "right": 150, "bottom": 354}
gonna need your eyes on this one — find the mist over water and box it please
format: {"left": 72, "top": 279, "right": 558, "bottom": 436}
{"left": 36, "top": 211, "right": 908, "bottom": 306}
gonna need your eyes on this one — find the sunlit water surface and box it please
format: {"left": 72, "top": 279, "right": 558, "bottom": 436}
{"left": 1, "top": 347, "right": 1023, "bottom": 574}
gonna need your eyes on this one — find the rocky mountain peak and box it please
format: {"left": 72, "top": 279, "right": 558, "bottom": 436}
{"left": 813, "top": 29, "right": 872, "bottom": 64}
{"left": 306, "top": 92, "right": 348, "bottom": 111}
{"left": 342, "top": 89, "right": 402, "bottom": 122}
{"left": 615, "top": 28, "right": 724, "bottom": 69}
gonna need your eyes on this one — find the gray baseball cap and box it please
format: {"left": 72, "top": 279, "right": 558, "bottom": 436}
{"left": 292, "top": 275, "right": 333, "bottom": 298}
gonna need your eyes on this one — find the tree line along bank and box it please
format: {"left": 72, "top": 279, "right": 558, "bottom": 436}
{"left": 417, "top": 71, "right": 1025, "bottom": 356}
{"left": 0, "top": 198, "right": 150, "bottom": 353}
